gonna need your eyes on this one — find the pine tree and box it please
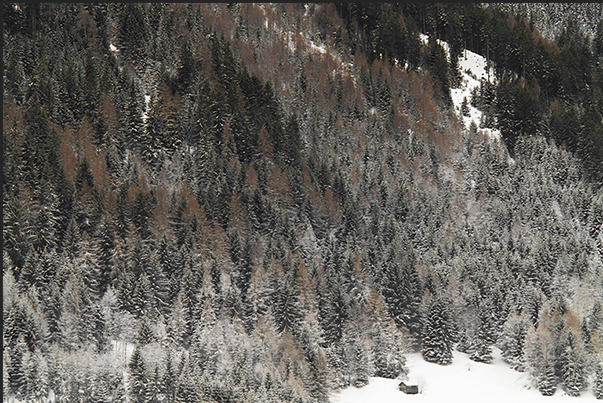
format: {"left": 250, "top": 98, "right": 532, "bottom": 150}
{"left": 78, "top": 235, "right": 103, "bottom": 302}
{"left": 161, "top": 351, "right": 176, "bottom": 403}
{"left": 422, "top": 296, "right": 454, "bottom": 365}
{"left": 538, "top": 359, "right": 557, "bottom": 396}
{"left": 560, "top": 329, "right": 586, "bottom": 397}
{"left": 7, "top": 335, "right": 28, "bottom": 400}
{"left": 367, "top": 288, "right": 407, "bottom": 378}
{"left": 128, "top": 347, "right": 147, "bottom": 403}
{"left": 470, "top": 301, "right": 497, "bottom": 363}
{"left": 526, "top": 312, "right": 558, "bottom": 396}
{"left": 499, "top": 310, "right": 530, "bottom": 371}
{"left": 318, "top": 280, "right": 349, "bottom": 346}
{"left": 595, "top": 362, "right": 603, "bottom": 399}
{"left": 95, "top": 214, "right": 116, "bottom": 295}
{"left": 137, "top": 319, "right": 155, "bottom": 346}
{"left": 81, "top": 303, "right": 108, "bottom": 353}
{"left": 348, "top": 338, "right": 370, "bottom": 388}
{"left": 381, "top": 247, "right": 422, "bottom": 346}
{"left": 272, "top": 278, "right": 302, "bottom": 335}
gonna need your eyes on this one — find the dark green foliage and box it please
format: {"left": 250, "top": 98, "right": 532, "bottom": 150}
{"left": 272, "top": 279, "right": 303, "bottom": 335}
{"left": 7, "top": 336, "right": 28, "bottom": 399}
{"left": 318, "top": 280, "right": 349, "bottom": 347}
{"left": 470, "top": 301, "right": 497, "bottom": 363}
{"left": 559, "top": 331, "right": 586, "bottom": 397}
{"left": 373, "top": 8, "right": 406, "bottom": 62}
{"left": 3, "top": 4, "right": 603, "bottom": 403}
{"left": 4, "top": 304, "right": 40, "bottom": 352}
{"left": 538, "top": 359, "right": 557, "bottom": 396}
{"left": 381, "top": 248, "right": 422, "bottom": 346}
{"left": 499, "top": 311, "right": 530, "bottom": 371}
{"left": 495, "top": 78, "right": 540, "bottom": 155}
{"left": 137, "top": 320, "right": 154, "bottom": 346}
{"left": 128, "top": 347, "right": 148, "bottom": 403}
{"left": 422, "top": 296, "right": 454, "bottom": 365}
{"left": 595, "top": 362, "right": 603, "bottom": 399}
{"left": 427, "top": 35, "right": 451, "bottom": 103}
{"left": 118, "top": 3, "right": 148, "bottom": 61}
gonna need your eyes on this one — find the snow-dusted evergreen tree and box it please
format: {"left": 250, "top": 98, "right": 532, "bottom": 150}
{"left": 470, "top": 300, "right": 497, "bottom": 363}
{"left": 272, "top": 277, "right": 303, "bottom": 335}
{"left": 318, "top": 279, "right": 349, "bottom": 346}
{"left": 381, "top": 247, "right": 422, "bottom": 347}
{"left": 367, "top": 288, "right": 407, "bottom": 379}
{"left": 7, "top": 335, "right": 28, "bottom": 400}
{"left": 526, "top": 310, "right": 558, "bottom": 396}
{"left": 128, "top": 346, "right": 148, "bottom": 403}
{"left": 499, "top": 310, "right": 531, "bottom": 371}
{"left": 595, "top": 361, "right": 603, "bottom": 399}
{"left": 422, "top": 294, "right": 454, "bottom": 365}
{"left": 539, "top": 359, "right": 558, "bottom": 397}
{"left": 559, "top": 324, "right": 587, "bottom": 396}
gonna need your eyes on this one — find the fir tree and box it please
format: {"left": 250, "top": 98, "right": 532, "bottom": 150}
{"left": 7, "top": 335, "right": 28, "bottom": 400}
{"left": 128, "top": 347, "right": 147, "bottom": 403}
{"left": 381, "top": 247, "right": 422, "bottom": 346}
{"left": 422, "top": 296, "right": 454, "bottom": 365}
{"left": 560, "top": 329, "right": 586, "bottom": 397}
{"left": 595, "top": 362, "right": 603, "bottom": 400}
{"left": 318, "top": 281, "right": 349, "bottom": 346}
{"left": 272, "top": 278, "right": 303, "bottom": 335}
{"left": 499, "top": 310, "right": 530, "bottom": 371}
{"left": 470, "top": 301, "right": 497, "bottom": 363}
{"left": 137, "top": 319, "right": 155, "bottom": 346}
{"left": 538, "top": 359, "right": 557, "bottom": 397}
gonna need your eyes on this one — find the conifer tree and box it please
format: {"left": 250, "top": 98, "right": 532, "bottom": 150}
{"left": 128, "top": 346, "right": 147, "bottom": 403}
{"left": 538, "top": 359, "right": 558, "bottom": 396}
{"left": 162, "top": 351, "right": 176, "bottom": 403}
{"left": 422, "top": 295, "right": 454, "bottom": 365}
{"left": 7, "top": 335, "right": 28, "bottom": 400}
{"left": 137, "top": 319, "right": 155, "bottom": 346}
{"left": 499, "top": 310, "right": 530, "bottom": 371}
{"left": 470, "top": 301, "right": 497, "bottom": 363}
{"left": 559, "top": 329, "right": 586, "bottom": 397}
{"left": 381, "top": 247, "right": 422, "bottom": 346}
{"left": 526, "top": 312, "right": 558, "bottom": 396}
{"left": 318, "top": 281, "right": 349, "bottom": 346}
{"left": 272, "top": 278, "right": 303, "bottom": 335}
{"left": 595, "top": 362, "right": 603, "bottom": 399}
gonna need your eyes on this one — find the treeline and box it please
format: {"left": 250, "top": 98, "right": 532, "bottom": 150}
{"left": 3, "top": 3, "right": 603, "bottom": 403}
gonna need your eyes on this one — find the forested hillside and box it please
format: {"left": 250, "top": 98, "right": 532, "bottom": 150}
{"left": 3, "top": 3, "right": 603, "bottom": 402}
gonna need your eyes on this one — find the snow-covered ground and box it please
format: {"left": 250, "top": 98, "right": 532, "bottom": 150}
{"left": 331, "top": 349, "right": 598, "bottom": 403}
{"left": 420, "top": 33, "right": 501, "bottom": 142}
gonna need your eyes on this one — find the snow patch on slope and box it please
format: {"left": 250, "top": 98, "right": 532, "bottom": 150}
{"left": 420, "top": 34, "right": 501, "bottom": 142}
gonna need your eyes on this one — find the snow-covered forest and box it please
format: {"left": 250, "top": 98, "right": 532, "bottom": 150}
{"left": 3, "top": 3, "right": 603, "bottom": 402}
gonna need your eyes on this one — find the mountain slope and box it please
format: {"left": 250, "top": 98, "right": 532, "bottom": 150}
{"left": 3, "top": 4, "right": 603, "bottom": 403}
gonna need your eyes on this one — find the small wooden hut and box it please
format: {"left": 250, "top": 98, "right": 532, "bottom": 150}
{"left": 398, "top": 381, "right": 419, "bottom": 394}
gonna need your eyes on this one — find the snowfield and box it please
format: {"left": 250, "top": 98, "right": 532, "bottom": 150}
{"left": 331, "top": 349, "right": 598, "bottom": 403}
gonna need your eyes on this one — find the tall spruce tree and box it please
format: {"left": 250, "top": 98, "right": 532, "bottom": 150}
{"left": 595, "top": 362, "right": 603, "bottom": 399}
{"left": 128, "top": 346, "right": 148, "bottom": 403}
{"left": 381, "top": 247, "right": 422, "bottom": 347}
{"left": 422, "top": 295, "right": 454, "bottom": 365}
